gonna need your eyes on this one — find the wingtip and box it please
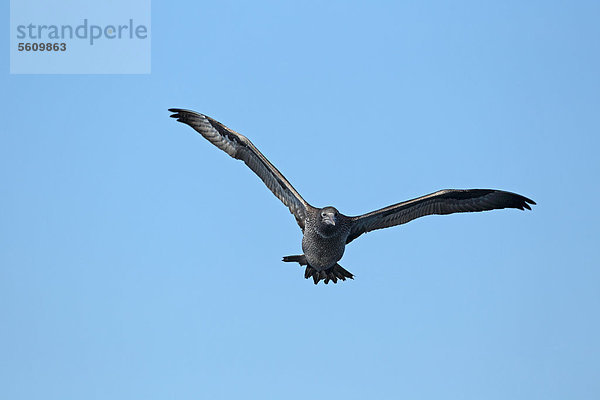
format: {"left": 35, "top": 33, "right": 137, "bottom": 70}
{"left": 522, "top": 196, "right": 536, "bottom": 210}
{"left": 509, "top": 192, "right": 535, "bottom": 211}
{"left": 168, "top": 108, "right": 182, "bottom": 119}
{"left": 168, "top": 108, "right": 198, "bottom": 123}
{"left": 168, "top": 108, "right": 208, "bottom": 123}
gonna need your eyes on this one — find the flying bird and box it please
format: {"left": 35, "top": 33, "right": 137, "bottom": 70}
{"left": 169, "top": 109, "right": 535, "bottom": 285}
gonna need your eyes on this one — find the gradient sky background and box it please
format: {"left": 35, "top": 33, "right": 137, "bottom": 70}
{"left": 2, "top": 1, "right": 599, "bottom": 399}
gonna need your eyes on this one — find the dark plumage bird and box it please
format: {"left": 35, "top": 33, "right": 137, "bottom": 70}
{"left": 169, "top": 109, "right": 536, "bottom": 285}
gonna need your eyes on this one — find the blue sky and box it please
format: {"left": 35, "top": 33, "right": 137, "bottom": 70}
{"left": 2, "top": 1, "right": 599, "bottom": 399}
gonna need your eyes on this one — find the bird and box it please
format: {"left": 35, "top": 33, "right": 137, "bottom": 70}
{"left": 169, "top": 109, "right": 535, "bottom": 285}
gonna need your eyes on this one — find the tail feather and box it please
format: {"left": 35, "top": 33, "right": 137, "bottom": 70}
{"left": 304, "top": 266, "right": 314, "bottom": 279}
{"left": 283, "top": 254, "right": 354, "bottom": 285}
{"left": 315, "top": 264, "right": 354, "bottom": 285}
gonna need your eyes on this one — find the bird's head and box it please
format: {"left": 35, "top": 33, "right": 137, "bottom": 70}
{"left": 319, "top": 207, "right": 339, "bottom": 228}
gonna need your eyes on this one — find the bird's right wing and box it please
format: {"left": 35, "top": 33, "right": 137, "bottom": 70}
{"left": 169, "top": 109, "right": 313, "bottom": 230}
{"left": 346, "top": 189, "right": 535, "bottom": 243}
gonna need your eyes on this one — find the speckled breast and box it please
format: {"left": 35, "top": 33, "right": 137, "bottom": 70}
{"left": 301, "top": 231, "right": 347, "bottom": 270}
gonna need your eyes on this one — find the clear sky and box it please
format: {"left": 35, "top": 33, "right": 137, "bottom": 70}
{"left": 2, "top": 1, "right": 599, "bottom": 399}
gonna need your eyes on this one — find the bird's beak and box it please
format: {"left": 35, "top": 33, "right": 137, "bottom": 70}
{"left": 323, "top": 214, "right": 336, "bottom": 226}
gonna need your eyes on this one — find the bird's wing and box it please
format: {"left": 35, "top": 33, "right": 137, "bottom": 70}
{"left": 346, "top": 189, "right": 535, "bottom": 243}
{"left": 169, "top": 109, "right": 312, "bottom": 229}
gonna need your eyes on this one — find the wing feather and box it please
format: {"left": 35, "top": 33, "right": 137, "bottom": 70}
{"left": 169, "top": 109, "right": 312, "bottom": 229}
{"left": 347, "top": 189, "right": 535, "bottom": 243}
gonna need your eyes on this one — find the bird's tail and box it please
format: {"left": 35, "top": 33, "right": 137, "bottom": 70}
{"left": 283, "top": 255, "right": 354, "bottom": 285}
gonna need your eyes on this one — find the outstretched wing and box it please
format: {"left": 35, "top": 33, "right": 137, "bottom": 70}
{"left": 346, "top": 189, "right": 535, "bottom": 243}
{"left": 169, "top": 109, "right": 312, "bottom": 229}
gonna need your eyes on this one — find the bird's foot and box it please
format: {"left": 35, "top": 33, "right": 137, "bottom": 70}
{"left": 282, "top": 255, "right": 308, "bottom": 265}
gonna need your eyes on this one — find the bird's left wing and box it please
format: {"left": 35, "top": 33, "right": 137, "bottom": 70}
{"left": 346, "top": 189, "right": 535, "bottom": 243}
{"left": 169, "top": 109, "right": 312, "bottom": 229}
